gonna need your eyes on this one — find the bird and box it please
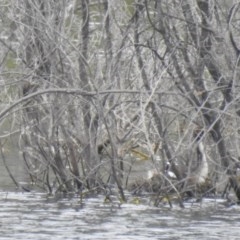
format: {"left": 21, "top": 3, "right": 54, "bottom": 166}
{"left": 177, "top": 130, "right": 211, "bottom": 198}
{"left": 165, "top": 162, "right": 178, "bottom": 179}
{"left": 185, "top": 130, "right": 208, "bottom": 184}
{"left": 147, "top": 168, "right": 158, "bottom": 180}
{"left": 147, "top": 161, "right": 177, "bottom": 180}
{"left": 193, "top": 140, "right": 208, "bottom": 184}
{"left": 147, "top": 129, "right": 210, "bottom": 196}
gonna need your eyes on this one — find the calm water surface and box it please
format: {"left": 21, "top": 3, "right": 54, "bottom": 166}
{"left": 0, "top": 153, "right": 240, "bottom": 239}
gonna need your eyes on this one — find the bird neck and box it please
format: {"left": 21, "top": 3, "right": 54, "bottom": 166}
{"left": 196, "top": 141, "right": 208, "bottom": 183}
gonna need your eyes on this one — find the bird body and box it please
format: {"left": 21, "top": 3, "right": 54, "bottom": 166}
{"left": 146, "top": 130, "right": 209, "bottom": 196}
{"left": 167, "top": 170, "right": 178, "bottom": 179}
{"left": 147, "top": 169, "right": 158, "bottom": 180}
{"left": 165, "top": 162, "right": 177, "bottom": 179}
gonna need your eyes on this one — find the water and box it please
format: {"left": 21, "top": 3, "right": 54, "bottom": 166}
{"left": 0, "top": 191, "right": 239, "bottom": 240}
{"left": 0, "top": 153, "right": 240, "bottom": 240}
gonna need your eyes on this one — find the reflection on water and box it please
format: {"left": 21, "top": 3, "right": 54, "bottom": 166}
{"left": 0, "top": 192, "right": 239, "bottom": 240}
{"left": 0, "top": 149, "right": 27, "bottom": 191}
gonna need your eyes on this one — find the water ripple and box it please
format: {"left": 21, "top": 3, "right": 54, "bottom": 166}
{"left": 0, "top": 192, "right": 239, "bottom": 239}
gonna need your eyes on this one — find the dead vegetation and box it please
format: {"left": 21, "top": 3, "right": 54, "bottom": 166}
{"left": 0, "top": 1, "right": 240, "bottom": 206}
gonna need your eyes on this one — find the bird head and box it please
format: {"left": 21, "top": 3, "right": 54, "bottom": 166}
{"left": 193, "top": 128, "right": 205, "bottom": 143}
